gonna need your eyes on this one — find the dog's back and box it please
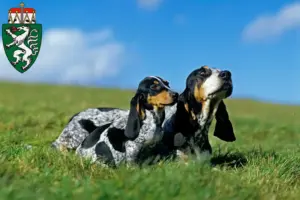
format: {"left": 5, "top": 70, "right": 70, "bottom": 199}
{"left": 76, "top": 115, "right": 129, "bottom": 167}
{"left": 51, "top": 107, "right": 128, "bottom": 150}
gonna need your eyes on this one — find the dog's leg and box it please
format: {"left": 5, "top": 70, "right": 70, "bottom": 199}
{"left": 193, "top": 135, "right": 212, "bottom": 162}
{"left": 51, "top": 122, "right": 90, "bottom": 151}
{"left": 176, "top": 149, "right": 190, "bottom": 165}
{"left": 125, "top": 141, "right": 142, "bottom": 167}
{"left": 176, "top": 136, "right": 212, "bottom": 164}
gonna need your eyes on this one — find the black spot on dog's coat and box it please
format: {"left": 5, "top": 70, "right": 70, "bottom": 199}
{"left": 95, "top": 142, "right": 115, "bottom": 167}
{"left": 107, "top": 127, "right": 127, "bottom": 152}
{"left": 78, "top": 119, "right": 97, "bottom": 133}
{"left": 81, "top": 123, "right": 111, "bottom": 149}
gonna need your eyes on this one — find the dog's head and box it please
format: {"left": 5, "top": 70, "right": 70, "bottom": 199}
{"left": 182, "top": 65, "right": 235, "bottom": 142}
{"left": 185, "top": 65, "right": 232, "bottom": 101}
{"left": 124, "top": 76, "right": 178, "bottom": 140}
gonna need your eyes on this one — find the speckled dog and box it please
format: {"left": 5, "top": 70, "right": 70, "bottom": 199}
{"left": 51, "top": 76, "right": 178, "bottom": 166}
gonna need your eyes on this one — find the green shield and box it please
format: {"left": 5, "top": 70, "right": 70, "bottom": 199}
{"left": 2, "top": 24, "right": 42, "bottom": 73}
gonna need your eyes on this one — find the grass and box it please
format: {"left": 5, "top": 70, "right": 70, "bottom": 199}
{"left": 1, "top": 81, "right": 300, "bottom": 199}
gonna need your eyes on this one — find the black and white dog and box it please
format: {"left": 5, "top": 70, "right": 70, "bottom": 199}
{"left": 154, "top": 65, "right": 235, "bottom": 162}
{"left": 51, "top": 76, "right": 178, "bottom": 167}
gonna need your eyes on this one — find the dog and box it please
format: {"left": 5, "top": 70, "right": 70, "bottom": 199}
{"left": 149, "top": 65, "right": 235, "bottom": 163}
{"left": 51, "top": 76, "right": 178, "bottom": 167}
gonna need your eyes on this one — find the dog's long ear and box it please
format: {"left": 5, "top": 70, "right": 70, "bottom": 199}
{"left": 124, "top": 93, "right": 145, "bottom": 140}
{"left": 213, "top": 100, "right": 236, "bottom": 142}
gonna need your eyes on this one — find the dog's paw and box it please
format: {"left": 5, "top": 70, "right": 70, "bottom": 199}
{"left": 176, "top": 150, "right": 190, "bottom": 165}
{"left": 56, "top": 145, "right": 69, "bottom": 153}
{"left": 176, "top": 150, "right": 189, "bottom": 161}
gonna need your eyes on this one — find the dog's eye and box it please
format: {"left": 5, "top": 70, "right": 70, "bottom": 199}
{"left": 200, "top": 68, "right": 211, "bottom": 76}
{"left": 200, "top": 71, "right": 206, "bottom": 76}
{"left": 151, "top": 84, "right": 160, "bottom": 90}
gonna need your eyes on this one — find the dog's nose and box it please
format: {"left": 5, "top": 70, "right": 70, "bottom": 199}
{"left": 219, "top": 70, "right": 231, "bottom": 80}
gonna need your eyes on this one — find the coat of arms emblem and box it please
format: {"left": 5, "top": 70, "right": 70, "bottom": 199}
{"left": 2, "top": 2, "right": 42, "bottom": 73}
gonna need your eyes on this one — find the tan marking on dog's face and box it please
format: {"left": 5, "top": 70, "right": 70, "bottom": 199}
{"left": 153, "top": 105, "right": 164, "bottom": 112}
{"left": 194, "top": 83, "right": 206, "bottom": 103}
{"left": 153, "top": 80, "right": 159, "bottom": 85}
{"left": 147, "top": 90, "right": 175, "bottom": 108}
{"left": 136, "top": 102, "right": 145, "bottom": 119}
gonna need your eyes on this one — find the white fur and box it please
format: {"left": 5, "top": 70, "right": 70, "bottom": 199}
{"left": 201, "top": 68, "right": 225, "bottom": 98}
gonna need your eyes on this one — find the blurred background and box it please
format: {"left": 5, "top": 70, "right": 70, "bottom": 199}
{"left": 0, "top": 0, "right": 299, "bottom": 104}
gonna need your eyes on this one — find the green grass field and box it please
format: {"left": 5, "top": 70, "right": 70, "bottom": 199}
{"left": 0, "top": 81, "right": 300, "bottom": 200}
